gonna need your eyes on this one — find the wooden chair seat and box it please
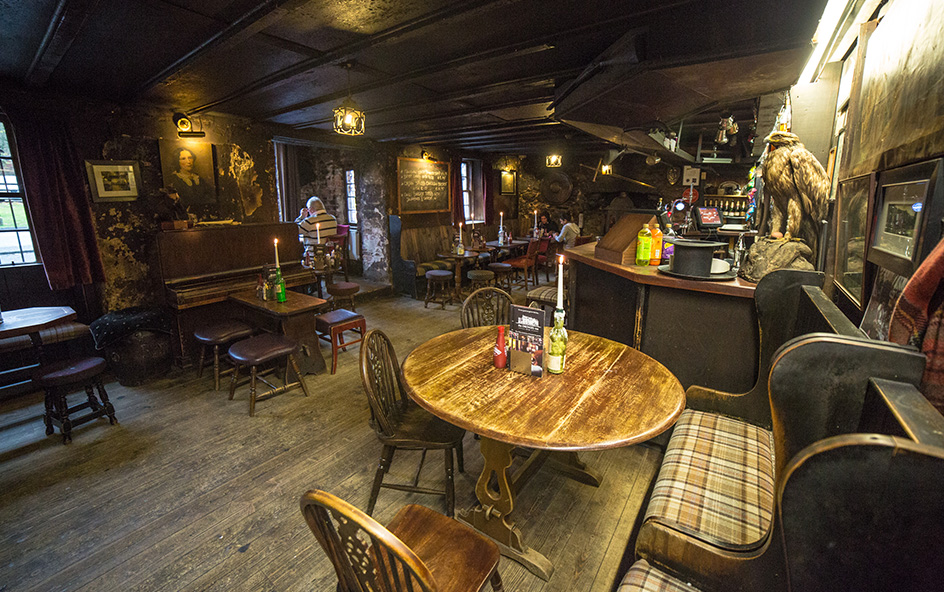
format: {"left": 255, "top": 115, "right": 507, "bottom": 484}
{"left": 193, "top": 320, "right": 254, "bottom": 391}
{"left": 301, "top": 489, "right": 503, "bottom": 592}
{"left": 315, "top": 308, "right": 366, "bottom": 374}
{"left": 505, "top": 239, "right": 539, "bottom": 290}
{"left": 424, "top": 269, "right": 453, "bottom": 309}
{"left": 361, "top": 330, "right": 465, "bottom": 517}
{"left": 326, "top": 280, "right": 360, "bottom": 311}
{"left": 36, "top": 356, "right": 116, "bottom": 444}
{"left": 227, "top": 333, "right": 310, "bottom": 416}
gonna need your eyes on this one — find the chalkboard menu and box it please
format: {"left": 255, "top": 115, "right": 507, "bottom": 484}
{"left": 398, "top": 157, "right": 451, "bottom": 213}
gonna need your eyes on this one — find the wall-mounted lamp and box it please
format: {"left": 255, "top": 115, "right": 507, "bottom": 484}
{"left": 601, "top": 164, "right": 612, "bottom": 175}
{"left": 173, "top": 112, "right": 205, "bottom": 138}
{"left": 333, "top": 63, "right": 365, "bottom": 136}
{"left": 421, "top": 150, "right": 435, "bottom": 161}
{"left": 546, "top": 154, "right": 562, "bottom": 168}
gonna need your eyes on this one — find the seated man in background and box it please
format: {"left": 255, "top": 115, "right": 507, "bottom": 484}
{"left": 553, "top": 211, "right": 580, "bottom": 250}
{"left": 296, "top": 196, "right": 338, "bottom": 246}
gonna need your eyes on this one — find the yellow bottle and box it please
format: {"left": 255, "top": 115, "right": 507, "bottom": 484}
{"left": 635, "top": 225, "right": 652, "bottom": 266}
{"left": 649, "top": 223, "right": 663, "bottom": 266}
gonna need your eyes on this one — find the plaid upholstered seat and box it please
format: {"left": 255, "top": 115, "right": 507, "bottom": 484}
{"left": 0, "top": 321, "right": 89, "bottom": 354}
{"left": 618, "top": 560, "right": 700, "bottom": 592}
{"left": 416, "top": 259, "right": 453, "bottom": 276}
{"left": 527, "top": 286, "right": 557, "bottom": 305}
{"left": 644, "top": 409, "right": 775, "bottom": 550}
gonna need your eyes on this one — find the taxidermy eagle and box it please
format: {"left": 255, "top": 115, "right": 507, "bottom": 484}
{"left": 762, "top": 131, "right": 830, "bottom": 259}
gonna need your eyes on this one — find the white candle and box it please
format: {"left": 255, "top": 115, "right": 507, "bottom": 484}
{"left": 274, "top": 238, "right": 280, "bottom": 268}
{"left": 459, "top": 222, "right": 463, "bottom": 243}
{"left": 316, "top": 223, "right": 321, "bottom": 244}
{"left": 557, "top": 254, "right": 564, "bottom": 309}
{"left": 534, "top": 209, "right": 538, "bottom": 230}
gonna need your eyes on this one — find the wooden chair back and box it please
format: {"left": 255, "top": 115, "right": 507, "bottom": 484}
{"left": 461, "top": 287, "right": 513, "bottom": 328}
{"left": 300, "top": 489, "right": 435, "bottom": 592}
{"left": 525, "top": 238, "right": 540, "bottom": 259}
{"left": 778, "top": 379, "right": 944, "bottom": 591}
{"left": 360, "top": 329, "right": 409, "bottom": 438}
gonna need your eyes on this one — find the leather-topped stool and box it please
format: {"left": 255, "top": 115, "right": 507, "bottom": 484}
{"left": 36, "top": 356, "right": 116, "bottom": 444}
{"left": 424, "top": 270, "right": 453, "bottom": 309}
{"left": 228, "top": 333, "right": 310, "bottom": 416}
{"left": 326, "top": 281, "right": 360, "bottom": 311}
{"left": 315, "top": 309, "right": 367, "bottom": 374}
{"left": 194, "top": 320, "right": 254, "bottom": 391}
{"left": 467, "top": 269, "right": 495, "bottom": 291}
{"left": 488, "top": 262, "right": 514, "bottom": 292}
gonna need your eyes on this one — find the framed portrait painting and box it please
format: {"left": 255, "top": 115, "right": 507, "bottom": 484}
{"left": 85, "top": 160, "right": 141, "bottom": 202}
{"left": 159, "top": 140, "right": 217, "bottom": 206}
{"left": 500, "top": 170, "right": 517, "bottom": 195}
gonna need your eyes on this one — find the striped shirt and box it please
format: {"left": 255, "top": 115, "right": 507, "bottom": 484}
{"left": 297, "top": 211, "right": 338, "bottom": 245}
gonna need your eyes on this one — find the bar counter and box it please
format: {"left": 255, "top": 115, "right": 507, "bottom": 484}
{"left": 565, "top": 242, "right": 758, "bottom": 392}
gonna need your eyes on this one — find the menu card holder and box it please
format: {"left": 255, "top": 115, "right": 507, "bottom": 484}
{"left": 509, "top": 305, "right": 545, "bottom": 377}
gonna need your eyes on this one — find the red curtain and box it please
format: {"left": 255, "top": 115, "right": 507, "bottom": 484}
{"left": 6, "top": 108, "right": 106, "bottom": 290}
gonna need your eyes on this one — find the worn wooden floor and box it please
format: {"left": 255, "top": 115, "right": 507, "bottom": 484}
{"left": 0, "top": 287, "right": 661, "bottom": 592}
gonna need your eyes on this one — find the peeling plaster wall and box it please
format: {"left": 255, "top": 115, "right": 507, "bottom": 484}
{"left": 297, "top": 147, "right": 353, "bottom": 224}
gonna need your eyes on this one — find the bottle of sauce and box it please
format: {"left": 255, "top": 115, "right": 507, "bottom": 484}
{"left": 649, "top": 222, "right": 663, "bottom": 266}
{"left": 635, "top": 225, "right": 652, "bottom": 266}
{"left": 494, "top": 326, "right": 507, "bottom": 368}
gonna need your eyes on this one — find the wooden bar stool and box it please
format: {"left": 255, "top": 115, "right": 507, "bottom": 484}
{"left": 227, "top": 333, "right": 310, "bottom": 416}
{"left": 193, "top": 320, "right": 254, "bottom": 391}
{"left": 36, "top": 356, "right": 117, "bottom": 444}
{"left": 424, "top": 269, "right": 453, "bottom": 309}
{"left": 315, "top": 309, "right": 367, "bottom": 374}
{"left": 488, "top": 262, "right": 514, "bottom": 292}
{"left": 467, "top": 269, "right": 495, "bottom": 291}
{"left": 326, "top": 281, "right": 360, "bottom": 311}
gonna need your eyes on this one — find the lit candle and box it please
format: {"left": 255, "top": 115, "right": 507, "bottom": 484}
{"left": 274, "top": 238, "right": 280, "bottom": 268}
{"left": 316, "top": 222, "right": 321, "bottom": 244}
{"left": 557, "top": 254, "right": 564, "bottom": 309}
{"left": 500, "top": 211, "right": 504, "bottom": 227}
{"left": 534, "top": 209, "right": 538, "bottom": 230}
{"left": 459, "top": 222, "right": 463, "bottom": 243}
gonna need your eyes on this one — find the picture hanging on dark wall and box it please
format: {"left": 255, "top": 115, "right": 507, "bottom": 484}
{"left": 85, "top": 160, "right": 141, "bottom": 202}
{"left": 159, "top": 140, "right": 217, "bottom": 206}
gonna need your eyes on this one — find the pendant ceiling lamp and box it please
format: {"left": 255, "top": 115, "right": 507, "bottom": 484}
{"left": 333, "top": 63, "right": 365, "bottom": 136}
{"left": 546, "top": 154, "right": 562, "bottom": 167}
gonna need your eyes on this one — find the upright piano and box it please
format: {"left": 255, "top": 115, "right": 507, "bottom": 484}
{"left": 157, "top": 223, "right": 314, "bottom": 365}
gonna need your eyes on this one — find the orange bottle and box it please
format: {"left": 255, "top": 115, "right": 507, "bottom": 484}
{"left": 649, "top": 223, "right": 663, "bottom": 266}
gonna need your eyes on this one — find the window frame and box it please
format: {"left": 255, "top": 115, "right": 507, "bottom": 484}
{"left": 0, "top": 116, "right": 39, "bottom": 267}
{"left": 344, "top": 168, "right": 358, "bottom": 226}
{"left": 460, "top": 158, "right": 484, "bottom": 223}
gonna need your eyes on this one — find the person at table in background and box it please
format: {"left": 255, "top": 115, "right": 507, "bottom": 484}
{"left": 553, "top": 211, "right": 580, "bottom": 249}
{"left": 170, "top": 147, "right": 214, "bottom": 205}
{"left": 296, "top": 196, "right": 338, "bottom": 245}
{"left": 536, "top": 211, "right": 558, "bottom": 238}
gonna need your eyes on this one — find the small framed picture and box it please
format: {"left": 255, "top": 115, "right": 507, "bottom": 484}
{"left": 85, "top": 160, "right": 141, "bottom": 202}
{"left": 500, "top": 170, "right": 516, "bottom": 195}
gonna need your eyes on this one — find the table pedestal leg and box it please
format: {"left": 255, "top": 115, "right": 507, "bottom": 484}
{"left": 459, "top": 437, "right": 554, "bottom": 580}
{"left": 454, "top": 260, "right": 464, "bottom": 301}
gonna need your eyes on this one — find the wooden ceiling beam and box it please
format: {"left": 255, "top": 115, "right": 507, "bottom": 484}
{"left": 188, "top": 0, "right": 503, "bottom": 113}
{"left": 348, "top": 96, "right": 555, "bottom": 130}
{"left": 26, "top": 0, "right": 102, "bottom": 86}
{"left": 378, "top": 119, "right": 559, "bottom": 143}
{"left": 135, "top": 0, "right": 311, "bottom": 95}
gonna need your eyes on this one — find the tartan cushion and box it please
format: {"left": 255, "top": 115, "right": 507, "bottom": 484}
{"left": 527, "top": 286, "right": 558, "bottom": 305}
{"left": 618, "top": 560, "right": 699, "bottom": 592}
{"left": 645, "top": 409, "right": 775, "bottom": 549}
{"left": 0, "top": 321, "right": 90, "bottom": 354}
{"left": 416, "top": 260, "right": 453, "bottom": 276}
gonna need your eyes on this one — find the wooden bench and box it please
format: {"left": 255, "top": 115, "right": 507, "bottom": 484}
{"left": 389, "top": 215, "right": 496, "bottom": 298}
{"left": 632, "top": 273, "right": 931, "bottom": 591}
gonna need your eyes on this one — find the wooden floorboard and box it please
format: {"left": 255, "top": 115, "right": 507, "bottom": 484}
{"left": 0, "top": 287, "right": 662, "bottom": 592}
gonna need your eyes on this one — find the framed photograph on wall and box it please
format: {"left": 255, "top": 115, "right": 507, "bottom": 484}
{"left": 500, "top": 170, "right": 516, "bottom": 194}
{"left": 85, "top": 160, "right": 141, "bottom": 202}
{"left": 159, "top": 140, "right": 217, "bottom": 206}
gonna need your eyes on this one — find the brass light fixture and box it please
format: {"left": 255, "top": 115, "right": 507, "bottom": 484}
{"left": 546, "top": 154, "right": 562, "bottom": 167}
{"left": 173, "top": 112, "right": 205, "bottom": 138}
{"left": 601, "top": 164, "right": 612, "bottom": 175}
{"left": 333, "top": 63, "right": 365, "bottom": 136}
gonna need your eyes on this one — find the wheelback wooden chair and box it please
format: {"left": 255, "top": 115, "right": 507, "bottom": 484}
{"left": 360, "top": 329, "right": 466, "bottom": 516}
{"left": 300, "top": 488, "right": 504, "bottom": 592}
{"left": 461, "top": 287, "right": 513, "bottom": 328}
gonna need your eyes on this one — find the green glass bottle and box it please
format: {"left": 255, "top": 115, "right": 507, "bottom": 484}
{"left": 274, "top": 266, "right": 287, "bottom": 302}
{"left": 547, "top": 308, "right": 568, "bottom": 374}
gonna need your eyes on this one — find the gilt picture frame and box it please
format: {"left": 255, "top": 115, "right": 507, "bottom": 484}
{"left": 500, "top": 170, "right": 517, "bottom": 195}
{"left": 85, "top": 160, "right": 141, "bottom": 202}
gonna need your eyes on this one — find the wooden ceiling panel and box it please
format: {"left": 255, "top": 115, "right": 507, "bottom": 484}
{"left": 0, "top": 0, "right": 60, "bottom": 76}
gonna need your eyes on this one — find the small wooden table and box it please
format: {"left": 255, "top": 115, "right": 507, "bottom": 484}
{"left": 0, "top": 306, "right": 77, "bottom": 362}
{"left": 436, "top": 252, "right": 480, "bottom": 300}
{"left": 486, "top": 239, "right": 530, "bottom": 256}
{"left": 401, "top": 326, "right": 685, "bottom": 580}
{"left": 229, "top": 291, "right": 327, "bottom": 375}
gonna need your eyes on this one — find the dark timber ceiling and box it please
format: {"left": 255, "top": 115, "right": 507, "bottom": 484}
{"left": 0, "top": 0, "right": 826, "bottom": 158}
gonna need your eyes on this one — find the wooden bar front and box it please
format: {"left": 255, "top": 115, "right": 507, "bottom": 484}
{"left": 566, "top": 242, "right": 759, "bottom": 392}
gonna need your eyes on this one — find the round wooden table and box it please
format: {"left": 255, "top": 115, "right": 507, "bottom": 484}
{"left": 401, "top": 326, "right": 685, "bottom": 579}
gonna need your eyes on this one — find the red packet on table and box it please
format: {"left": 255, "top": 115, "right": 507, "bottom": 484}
{"left": 509, "top": 304, "right": 545, "bottom": 377}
